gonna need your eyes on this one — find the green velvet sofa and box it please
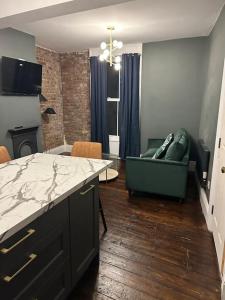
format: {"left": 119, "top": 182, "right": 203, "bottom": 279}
{"left": 126, "top": 129, "right": 190, "bottom": 200}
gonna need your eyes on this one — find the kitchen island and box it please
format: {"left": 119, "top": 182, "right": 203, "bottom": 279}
{"left": 0, "top": 153, "right": 112, "bottom": 300}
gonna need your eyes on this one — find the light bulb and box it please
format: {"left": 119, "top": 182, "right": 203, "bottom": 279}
{"left": 100, "top": 42, "right": 107, "bottom": 50}
{"left": 103, "top": 49, "right": 109, "bottom": 58}
{"left": 99, "top": 54, "right": 105, "bottom": 61}
{"left": 114, "top": 63, "right": 121, "bottom": 71}
{"left": 117, "top": 41, "right": 123, "bottom": 49}
{"left": 115, "top": 56, "right": 121, "bottom": 63}
{"left": 113, "top": 40, "right": 118, "bottom": 48}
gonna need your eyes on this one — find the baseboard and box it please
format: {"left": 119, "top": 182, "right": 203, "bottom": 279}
{"left": 195, "top": 172, "right": 212, "bottom": 231}
{"left": 64, "top": 144, "right": 73, "bottom": 152}
{"left": 222, "top": 278, "right": 225, "bottom": 300}
{"left": 44, "top": 144, "right": 72, "bottom": 155}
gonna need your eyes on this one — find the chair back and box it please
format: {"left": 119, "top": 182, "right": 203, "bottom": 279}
{"left": 71, "top": 142, "right": 102, "bottom": 159}
{"left": 0, "top": 146, "right": 11, "bottom": 164}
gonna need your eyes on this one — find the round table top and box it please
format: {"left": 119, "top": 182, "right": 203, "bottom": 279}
{"left": 99, "top": 168, "right": 119, "bottom": 182}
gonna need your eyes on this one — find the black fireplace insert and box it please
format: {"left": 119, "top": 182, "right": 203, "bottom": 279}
{"left": 8, "top": 126, "right": 39, "bottom": 159}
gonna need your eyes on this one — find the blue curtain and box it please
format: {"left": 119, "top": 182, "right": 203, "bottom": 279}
{"left": 119, "top": 53, "right": 140, "bottom": 159}
{"left": 90, "top": 57, "right": 109, "bottom": 153}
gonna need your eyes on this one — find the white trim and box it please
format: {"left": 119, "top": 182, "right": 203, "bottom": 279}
{"left": 64, "top": 144, "right": 73, "bottom": 152}
{"left": 222, "top": 278, "right": 225, "bottom": 300}
{"left": 36, "top": 44, "right": 57, "bottom": 53}
{"left": 195, "top": 172, "right": 212, "bottom": 231}
{"left": 209, "top": 59, "right": 225, "bottom": 232}
{"left": 107, "top": 97, "right": 120, "bottom": 102}
{"left": 44, "top": 145, "right": 66, "bottom": 155}
{"left": 44, "top": 144, "right": 73, "bottom": 155}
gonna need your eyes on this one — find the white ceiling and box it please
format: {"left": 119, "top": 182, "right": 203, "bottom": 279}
{"left": 15, "top": 0, "right": 225, "bottom": 52}
{"left": 0, "top": 0, "right": 71, "bottom": 18}
{"left": 0, "top": 0, "right": 131, "bottom": 29}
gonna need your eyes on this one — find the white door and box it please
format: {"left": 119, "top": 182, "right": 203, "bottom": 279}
{"left": 212, "top": 60, "right": 225, "bottom": 275}
{"left": 212, "top": 142, "right": 225, "bottom": 270}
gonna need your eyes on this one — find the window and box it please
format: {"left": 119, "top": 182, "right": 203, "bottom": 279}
{"left": 107, "top": 64, "right": 120, "bottom": 136}
{"left": 107, "top": 63, "right": 119, "bottom": 98}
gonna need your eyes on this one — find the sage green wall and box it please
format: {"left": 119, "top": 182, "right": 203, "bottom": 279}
{"left": 141, "top": 37, "right": 208, "bottom": 153}
{"left": 199, "top": 5, "right": 225, "bottom": 180}
{"left": 0, "top": 28, "right": 43, "bottom": 157}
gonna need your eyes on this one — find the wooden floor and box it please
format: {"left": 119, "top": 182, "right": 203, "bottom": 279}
{"left": 69, "top": 162, "right": 221, "bottom": 300}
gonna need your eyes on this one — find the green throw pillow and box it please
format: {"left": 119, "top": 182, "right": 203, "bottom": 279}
{"left": 141, "top": 147, "right": 158, "bottom": 158}
{"left": 165, "top": 139, "right": 187, "bottom": 161}
{"left": 153, "top": 133, "right": 174, "bottom": 159}
{"left": 174, "top": 128, "right": 188, "bottom": 142}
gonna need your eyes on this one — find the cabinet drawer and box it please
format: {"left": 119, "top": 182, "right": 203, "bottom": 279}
{"left": 0, "top": 201, "right": 70, "bottom": 300}
{"left": 16, "top": 258, "right": 71, "bottom": 300}
{"left": 0, "top": 200, "right": 69, "bottom": 271}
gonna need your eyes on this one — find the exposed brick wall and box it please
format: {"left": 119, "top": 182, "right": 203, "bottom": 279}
{"left": 60, "top": 50, "right": 91, "bottom": 145}
{"left": 36, "top": 47, "right": 64, "bottom": 150}
{"left": 36, "top": 47, "right": 91, "bottom": 149}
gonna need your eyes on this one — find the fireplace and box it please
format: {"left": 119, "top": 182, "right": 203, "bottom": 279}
{"left": 8, "top": 126, "right": 39, "bottom": 159}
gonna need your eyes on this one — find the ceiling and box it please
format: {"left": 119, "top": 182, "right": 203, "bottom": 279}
{"left": 15, "top": 0, "right": 225, "bottom": 52}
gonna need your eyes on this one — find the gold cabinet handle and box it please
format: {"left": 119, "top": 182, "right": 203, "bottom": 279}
{"left": 3, "top": 253, "right": 37, "bottom": 283}
{"left": 0, "top": 229, "right": 35, "bottom": 254}
{"left": 221, "top": 167, "right": 225, "bottom": 174}
{"left": 80, "top": 184, "right": 95, "bottom": 196}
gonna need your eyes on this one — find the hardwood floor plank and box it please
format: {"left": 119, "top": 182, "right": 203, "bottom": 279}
{"left": 98, "top": 259, "right": 196, "bottom": 300}
{"left": 69, "top": 163, "right": 221, "bottom": 300}
{"left": 99, "top": 243, "right": 219, "bottom": 299}
{"left": 100, "top": 230, "right": 219, "bottom": 280}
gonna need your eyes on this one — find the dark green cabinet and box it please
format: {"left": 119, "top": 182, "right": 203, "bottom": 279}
{"left": 69, "top": 178, "right": 99, "bottom": 286}
{"left": 17, "top": 258, "right": 71, "bottom": 300}
{"left": 0, "top": 178, "right": 100, "bottom": 300}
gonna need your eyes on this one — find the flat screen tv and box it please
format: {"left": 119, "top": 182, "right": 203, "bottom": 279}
{"left": 0, "top": 56, "right": 42, "bottom": 95}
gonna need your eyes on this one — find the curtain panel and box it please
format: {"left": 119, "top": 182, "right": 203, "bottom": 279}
{"left": 90, "top": 56, "right": 109, "bottom": 154}
{"left": 119, "top": 53, "right": 141, "bottom": 159}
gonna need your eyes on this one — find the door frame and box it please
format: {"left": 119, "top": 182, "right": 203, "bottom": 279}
{"left": 209, "top": 59, "right": 225, "bottom": 280}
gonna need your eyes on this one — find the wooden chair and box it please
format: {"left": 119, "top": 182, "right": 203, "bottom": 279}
{"left": 0, "top": 146, "right": 11, "bottom": 164}
{"left": 71, "top": 141, "right": 107, "bottom": 232}
{"left": 71, "top": 142, "right": 102, "bottom": 159}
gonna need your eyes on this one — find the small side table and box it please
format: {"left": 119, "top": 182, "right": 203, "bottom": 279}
{"left": 99, "top": 154, "right": 119, "bottom": 182}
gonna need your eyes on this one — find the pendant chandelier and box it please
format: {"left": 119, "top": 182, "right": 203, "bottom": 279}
{"left": 99, "top": 26, "right": 123, "bottom": 71}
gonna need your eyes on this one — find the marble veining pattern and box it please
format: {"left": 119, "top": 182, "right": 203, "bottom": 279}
{"left": 0, "top": 153, "right": 112, "bottom": 243}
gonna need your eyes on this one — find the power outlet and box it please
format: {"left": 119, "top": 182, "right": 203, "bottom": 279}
{"left": 207, "top": 180, "right": 211, "bottom": 190}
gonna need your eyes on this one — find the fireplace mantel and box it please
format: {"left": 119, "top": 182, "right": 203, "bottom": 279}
{"left": 8, "top": 125, "right": 39, "bottom": 134}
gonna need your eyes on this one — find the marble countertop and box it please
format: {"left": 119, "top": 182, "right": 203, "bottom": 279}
{"left": 0, "top": 153, "right": 112, "bottom": 243}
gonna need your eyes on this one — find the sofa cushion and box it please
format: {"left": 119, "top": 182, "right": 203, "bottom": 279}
{"left": 165, "top": 130, "right": 188, "bottom": 161}
{"left": 178, "top": 134, "right": 188, "bottom": 150}
{"left": 153, "top": 133, "right": 174, "bottom": 159}
{"left": 165, "top": 142, "right": 186, "bottom": 161}
{"left": 174, "top": 128, "right": 188, "bottom": 142}
{"left": 141, "top": 147, "right": 158, "bottom": 158}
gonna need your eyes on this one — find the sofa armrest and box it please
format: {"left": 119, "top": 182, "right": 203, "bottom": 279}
{"left": 125, "top": 157, "right": 188, "bottom": 198}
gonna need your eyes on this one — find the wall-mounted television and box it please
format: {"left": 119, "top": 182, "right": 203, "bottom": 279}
{"left": 0, "top": 56, "right": 42, "bottom": 96}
